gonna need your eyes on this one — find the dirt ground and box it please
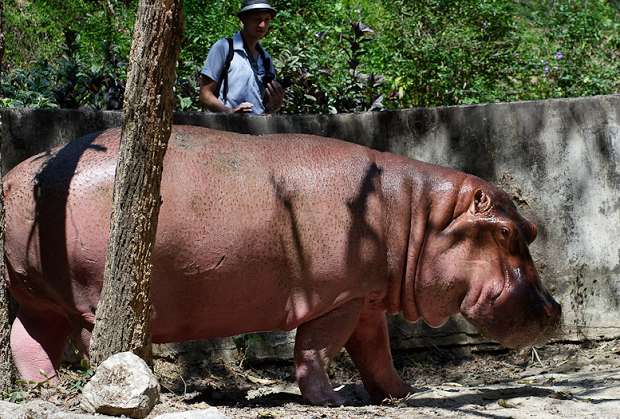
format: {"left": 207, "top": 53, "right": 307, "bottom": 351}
{"left": 9, "top": 339, "right": 620, "bottom": 418}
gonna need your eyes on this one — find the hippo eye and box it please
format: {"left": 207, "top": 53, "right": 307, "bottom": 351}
{"left": 497, "top": 226, "right": 518, "bottom": 253}
{"left": 498, "top": 226, "right": 513, "bottom": 249}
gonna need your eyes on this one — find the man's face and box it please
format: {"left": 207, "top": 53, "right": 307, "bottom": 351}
{"left": 241, "top": 11, "right": 273, "bottom": 40}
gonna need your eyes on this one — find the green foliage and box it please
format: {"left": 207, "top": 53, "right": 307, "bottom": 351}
{"left": 4, "top": 0, "right": 136, "bottom": 69}
{"left": 66, "top": 360, "right": 95, "bottom": 392}
{"left": 0, "top": 363, "right": 95, "bottom": 404}
{"left": 0, "top": 54, "right": 127, "bottom": 110}
{"left": 2, "top": 0, "right": 133, "bottom": 109}
{"left": 1, "top": 0, "right": 618, "bottom": 113}
{"left": 4, "top": 388, "right": 28, "bottom": 404}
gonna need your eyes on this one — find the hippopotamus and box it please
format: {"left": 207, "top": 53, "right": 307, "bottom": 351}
{"left": 3, "top": 125, "right": 560, "bottom": 405}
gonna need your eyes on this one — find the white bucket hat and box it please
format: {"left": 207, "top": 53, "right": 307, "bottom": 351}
{"left": 238, "top": 0, "right": 276, "bottom": 18}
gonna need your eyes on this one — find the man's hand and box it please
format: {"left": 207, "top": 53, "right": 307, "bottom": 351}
{"left": 264, "top": 80, "right": 284, "bottom": 113}
{"left": 231, "top": 102, "right": 254, "bottom": 113}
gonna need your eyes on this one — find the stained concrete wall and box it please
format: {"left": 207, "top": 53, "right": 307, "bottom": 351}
{"left": 1, "top": 95, "right": 619, "bottom": 356}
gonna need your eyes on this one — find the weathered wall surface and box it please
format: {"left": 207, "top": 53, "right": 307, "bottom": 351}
{"left": 1, "top": 95, "right": 618, "bottom": 360}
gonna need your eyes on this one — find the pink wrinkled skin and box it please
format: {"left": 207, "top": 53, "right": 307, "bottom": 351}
{"left": 3, "top": 126, "right": 560, "bottom": 405}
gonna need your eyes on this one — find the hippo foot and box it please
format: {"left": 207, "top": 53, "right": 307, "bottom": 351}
{"left": 302, "top": 387, "right": 346, "bottom": 406}
{"left": 297, "top": 369, "right": 346, "bottom": 406}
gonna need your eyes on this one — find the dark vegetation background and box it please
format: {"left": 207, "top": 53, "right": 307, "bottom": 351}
{"left": 2, "top": 0, "right": 619, "bottom": 114}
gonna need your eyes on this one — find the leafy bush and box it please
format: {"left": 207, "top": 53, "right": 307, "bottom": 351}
{"left": 1, "top": 48, "right": 127, "bottom": 110}
{"left": 2, "top": 0, "right": 618, "bottom": 113}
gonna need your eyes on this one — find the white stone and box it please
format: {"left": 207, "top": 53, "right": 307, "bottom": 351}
{"left": 80, "top": 351, "right": 160, "bottom": 419}
{"left": 154, "top": 408, "right": 229, "bottom": 419}
{"left": 0, "top": 399, "right": 59, "bottom": 419}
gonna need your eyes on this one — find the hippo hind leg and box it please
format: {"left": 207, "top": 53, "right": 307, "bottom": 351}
{"left": 10, "top": 308, "right": 71, "bottom": 383}
{"left": 294, "top": 298, "right": 363, "bottom": 406}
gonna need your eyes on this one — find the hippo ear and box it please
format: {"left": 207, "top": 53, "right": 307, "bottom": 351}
{"left": 470, "top": 189, "right": 492, "bottom": 215}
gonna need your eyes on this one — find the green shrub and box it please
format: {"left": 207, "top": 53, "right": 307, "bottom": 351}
{"left": 2, "top": 0, "right": 618, "bottom": 113}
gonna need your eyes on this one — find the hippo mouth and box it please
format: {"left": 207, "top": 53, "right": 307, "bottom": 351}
{"left": 485, "top": 264, "right": 529, "bottom": 311}
{"left": 489, "top": 268, "right": 514, "bottom": 306}
{"left": 461, "top": 267, "right": 509, "bottom": 319}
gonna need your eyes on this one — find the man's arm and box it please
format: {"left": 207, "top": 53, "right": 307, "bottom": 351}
{"left": 199, "top": 75, "right": 253, "bottom": 113}
{"left": 199, "top": 38, "right": 252, "bottom": 113}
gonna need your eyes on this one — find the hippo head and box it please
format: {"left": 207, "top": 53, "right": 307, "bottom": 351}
{"left": 415, "top": 180, "right": 561, "bottom": 348}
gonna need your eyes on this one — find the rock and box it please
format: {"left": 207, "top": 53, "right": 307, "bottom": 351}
{"left": 0, "top": 399, "right": 59, "bottom": 419}
{"left": 153, "top": 338, "right": 239, "bottom": 364}
{"left": 0, "top": 400, "right": 121, "bottom": 419}
{"left": 243, "top": 331, "right": 295, "bottom": 362}
{"left": 80, "top": 351, "right": 160, "bottom": 418}
{"left": 153, "top": 408, "right": 229, "bottom": 419}
{"left": 0, "top": 401, "right": 19, "bottom": 419}
{"left": 50, "top": 413, "right": 116, "bottom": 419}
{"left": 153, "top": 338, "right": 241, "bottom": 393}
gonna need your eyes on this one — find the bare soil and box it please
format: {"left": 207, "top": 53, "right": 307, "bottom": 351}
{"left": 8, "top": 339, "right": 620, "bottom": 418}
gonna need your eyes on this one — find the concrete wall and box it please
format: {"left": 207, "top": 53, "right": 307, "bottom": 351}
{"left": 1, "top": 95, "right": 619, "bottom": 356}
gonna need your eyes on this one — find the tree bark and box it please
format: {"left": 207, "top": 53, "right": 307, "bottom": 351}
{"left": 0, "top": 0, "right": 16, "bottom": 392}
{"left": 0, "top": 0, "right": 4, "bottom": 69}
{"left": 89, "top": 0, "right": 183, "bottom": 365}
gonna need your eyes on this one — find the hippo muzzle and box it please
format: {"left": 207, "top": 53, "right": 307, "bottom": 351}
{"left": 459, "top": 231, "right": 562, "bottom": 348}
{"left": 462, "top": 266, "right": 562, "bottom": 348}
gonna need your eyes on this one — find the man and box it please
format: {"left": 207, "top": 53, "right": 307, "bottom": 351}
{"left": 199, "top": 0, "right": 284, "bottom": 114}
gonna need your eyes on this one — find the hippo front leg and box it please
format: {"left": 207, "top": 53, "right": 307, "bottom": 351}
{"left": 345, "top": 306, "right": 412, "bottom": 403}
{"left": 294, "top": 298, "right": 363, "bottom": 406}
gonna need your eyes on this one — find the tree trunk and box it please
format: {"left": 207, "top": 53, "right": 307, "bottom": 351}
{"left": 0, "top": 0, "right": 4, "bottom": 69}
{"left": 0, "top": 0, "right": 16, "bottom": 392}
{"left": 89, "top": 0, "right": 183, "bottom": 365}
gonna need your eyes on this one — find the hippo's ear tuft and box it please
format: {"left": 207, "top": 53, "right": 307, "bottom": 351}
{"left": 470, "top": 189, "right": 492, "bottom": 215}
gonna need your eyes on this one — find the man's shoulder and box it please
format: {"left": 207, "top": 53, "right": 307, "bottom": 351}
{"left": 211, "top": 36, "right": 233, "bottom": 51}
{"left": 203, "top": 35, "right": 235, "bottom": 77}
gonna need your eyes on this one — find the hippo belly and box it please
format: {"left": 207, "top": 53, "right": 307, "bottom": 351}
{"left": 148, "top": 210, "right": 376, "bottom": 342}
